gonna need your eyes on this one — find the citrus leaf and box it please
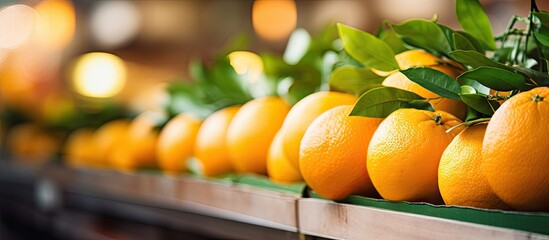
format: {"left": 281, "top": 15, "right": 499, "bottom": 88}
{"left": 350, "top": 87, "right": 427, "bottom": 118}
{"left": 449, "top": 50, "right": 513, "bottom": 71}
{"left": 534, "top": 28, "right": 549, "bottom": 47}
{"left": 464, "top": 107, "right": 485, "bottom": 122}
{"left": 457, "top": 79, "right": 490, "bottom": 95}
{"left": 437, "top": 23, "right": 456, "bottom": 51}
{"left": 453, "top": 32, "right": 479, "bottom": 52}
{"left": 455, "top": 31, "right": 484, "bottom": 52}
{"left": 337, "top": 23, "right": 399, "bottom": 71}
{"left": 533, "top": 12, "right": 549, "bottom": 29}
{"left": 406, "top": 100, "right": 435, "bottom": 112}
{"left": 456, "top": 0, "right": 496, "bottom": 50}
{"left": 513, "top": 66, "right": 549, "bottom": 86}
{"left": 390, "top": 19, "right": 452, "bottom": 56}
{"left": 380, "top": 29, "right": 408, "bottom": 54}
{"left": 328, "top": 66, "right": 385, "bottom": 95}
{"left": 400, "top": 67, "right": 461, "bottom": 100}
{"left": 459, "top": 93, "right": 500, "bottom": 115}
{"left": 460, "top": 85, "right": 476, "bottom": 94}
{"left": 457, "top": 67, "right": 528, "bottom": 91}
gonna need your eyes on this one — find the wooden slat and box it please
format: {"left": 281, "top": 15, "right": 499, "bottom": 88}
{"left": 54, "top": 168, "right": 300, "bottom": 232}
{"left": 298, "top": 198, "right": 549, "bottom": 240}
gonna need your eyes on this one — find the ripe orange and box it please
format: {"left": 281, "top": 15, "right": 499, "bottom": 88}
{"left": 483, "top": 87, "right": 549, "bottom": 211}
{"left": 157, "top": 114, "right": 201, "bottom": 175}
{"left": 382, "top": 50, "right": 467, "bottom": 120}
{"left": 93, "top": 119, "right": 130, "bottom": 167}
{"left": 115, "top": 111, "right": 163, "bottom": 170}
{"left": 194, "top": 106, "right": 240, "bottom": 177}
{"left": 438, "top": 124, "right": 508, "bottom": 209}
{"left": 226, "top": 96, "right": 290, "bottom": 174}
{"left": 7, "top": 123, "right": 60, "bottom": 164}
{"left": 64, "top": 128, "right": 96, "bottom": 167}
{"left": 300, "top": 105, "right": 382, "bottom": 200}
{"left": 279, "top": 91, "right": 357, "bottom": 169}
{"left": 367, "top": 108, "right": 463, "bottom": 204}
{"left": 267, "top": 131, "right": 303, "bottom": 184}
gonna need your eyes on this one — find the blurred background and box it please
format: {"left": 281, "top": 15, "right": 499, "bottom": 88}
{"left": 0, "top": 0, "right": 542, "bottom": 127}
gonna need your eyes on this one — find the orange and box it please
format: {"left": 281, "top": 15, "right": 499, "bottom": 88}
{"left": 267, "top": 131, "right": 303, "bottom": 184}
{"left": 300, "top": 105, "right": 382, "bottom": 200}
{"left": 194, "top": 106, "right": 240, "bottom": 177}
{"left": 382, "top": 50, "right": 467, "bottom": 120}
{"left": 114, "top": 111, "right": 163, "bottom": 170}
{"left": 64, "top": 128, "right": 96, "bottom": 167}
{"left": 93, "top": 119, "right": 130, "bottom": 167}
{"left": 157, "top": 114, "right": 201, "bottom": 175}
{"left": 7, "top": 123, "right": 60, "bottom": 164}
{"left": 226, "top": 96, "right": 290, "bottom": 174}
{"left": 438, "top": 124, "right": 508, "bottom": 209}
{"left": 367, "top": 108, "right": 463, "bottom": 204}
{"left": 483, "top": 87, "right": 549, "bottom": 211}
{"left": 279, "top": 91, "right": 357, "bottom": 169}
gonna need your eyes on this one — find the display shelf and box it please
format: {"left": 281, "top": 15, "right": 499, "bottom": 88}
{"left": 1, "top": 161, "right": 549, "bottom": 240}
{"left": 298, "top": 198, "right": 549, "bottom": 240}
{"left": 54, "top": 168, "right": 301, "bottom": 232}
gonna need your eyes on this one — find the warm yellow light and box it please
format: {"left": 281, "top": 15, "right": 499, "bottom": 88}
{"left": 252, "top": 0, "right": 297, "bottom": 41}
{"left": 73, "top": 53, "right": 126, "bottom": 98}
{"left": 229, "top": 51, "right": 264, "bottom": 84}
{"left": 0, "top": 5, "right": 37, "bottom": 49}
{"left": 34, "top": 0, "right": 75, "bottom": 49}
{"left": 229, "top": 51, "right": 263, "bottom": 76}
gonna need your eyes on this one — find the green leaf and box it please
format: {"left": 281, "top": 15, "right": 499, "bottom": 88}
{"left": 380, "top": 28, "right": 408, "bottom": 54}
{"left": 456, "top": 0, "right": 496, "bottom": 50}
{"left": 459, "top": 93, "right": 500, "bottom": 115}
{"left": 492, "top": 47, "right": 514, "bottom": 63}
{"left": 390, "top": 19, "right": 452, "bottom": 56}
{"left": 534, "top": 28, "right": 549, "bottom": 47}
{"left": 337, "top": 23, "right": 399, "bottom": 71}
{"left": 464, "top": 107, "right": 485, "bottom": 122}
{"left": 453, "top": 32, "right": 479, "bottom": 52}
{"left": 449, "top": 50, "right": 513, "bottom": 71}
{"left": 457, "top": 67, "right": 528, "bottom": 91}
{"left": 400, "top": 67, "right": 462, "bottom": 100}
{"left": 455, "top": 31, "right": 485, "bottom": 52}
{"left": 533, "top": 12, "right": 549, "bottom": 29}
{"left": 437, "top": 23, "right": 456, "bottom": 50}
{"left": 350, "top": 87, "right": 428, "bottom": 118}
{"left": 457, "top": 79, "right": 490, "bottom": 95}
{"left": 406, "top": 100, "right": 435, "bottom": 112}
{"left": 328, "top": 66, "right": 385, "bottom": 95}
{"left": 460, "top": 85, "right": 476, "bottom": 94}
{"left": 513, "top": 66, "right": 549, "bottom": 86}
{"left": 337, "top": 24, "right": 398, "bottom": 71}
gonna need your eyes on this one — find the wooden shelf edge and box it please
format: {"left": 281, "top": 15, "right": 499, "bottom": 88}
{"left": 298, "top": 198, "right": 549, "bottom": 240}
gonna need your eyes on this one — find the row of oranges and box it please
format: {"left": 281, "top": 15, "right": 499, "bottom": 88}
{"left": 50, "top": 50, "right": 549, "bottom": 213}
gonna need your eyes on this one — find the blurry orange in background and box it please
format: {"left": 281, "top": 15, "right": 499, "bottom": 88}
{"left": 252, "top": 0, "right": 297, "bottom": 41}
{"left": 6, "top": 123, "right": 61, "bottom": 164}
{"left": 111, "top": 112, "right": 164, "bottom": 171}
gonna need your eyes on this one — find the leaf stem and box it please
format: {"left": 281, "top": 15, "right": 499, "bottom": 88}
{"left": 445, "top": 117, "right": 491, "bottom": 133}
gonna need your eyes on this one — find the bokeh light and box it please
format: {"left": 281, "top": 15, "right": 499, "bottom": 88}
{"left": 72, "top": 52, "right": 127, "bottom": 98}
{"left": 229, "top": 51, "right": 263, "bottom": 78}
{"left": 90, "top": 1, "right": 141, "bottom": 48}
{"left": 252, "top": 0, "right": 297, "bottom": 41}
{"left": 34, "top": 0, "right": 75, "bottom": 50}
{"left": 0, "top": 4, "right": 37, "bottom": 49}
